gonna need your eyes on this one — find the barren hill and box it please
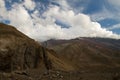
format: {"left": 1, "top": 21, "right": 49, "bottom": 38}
{"left": 44, "top": 37, "right": 120, "bottom": 72}
{"left": 1, "top": 23, "right": 120, "bottom": 80}
{"left": 0, "top": 23, "right": 75, "bottom": 80}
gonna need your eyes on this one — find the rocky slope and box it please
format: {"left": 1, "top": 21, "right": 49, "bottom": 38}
{"left": 44, "top": 37, "right": 120, "bottom": 72}
{"left": 0, "top": 23, "right": 75, "bottom": 80}
{"left": 1, "top": 23, "right": 120, "bottom": 80}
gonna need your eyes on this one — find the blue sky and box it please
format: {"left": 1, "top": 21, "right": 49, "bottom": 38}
{"left": 0, "top": 0, "right": 120, "bottom": 41}
{"left": 67, "top": 0, "right": 120, "bottom": 34}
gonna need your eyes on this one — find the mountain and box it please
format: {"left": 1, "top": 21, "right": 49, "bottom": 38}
{"left": 1, "top": 23, "right": 120, "bottom": 80}
{"left": 43, "top": 37, "right": 120, "bottom": 72}
{"left": 0, "top": 23, "right": 75, "bottom": 80}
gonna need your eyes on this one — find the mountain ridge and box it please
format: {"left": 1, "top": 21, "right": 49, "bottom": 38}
{"left": 1, "top": 23, "right": 120, "bottom": 80}
{"left": 0, "top": 23, "right": 74, "bottom": 72}
{"left": 43, "top": 37, "right": 120, "bottom": 71}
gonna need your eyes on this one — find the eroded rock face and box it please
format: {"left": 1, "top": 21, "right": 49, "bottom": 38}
{"left": 0, "top": 23, "right": 47, "bottom": 72}
{"left": 0, "top": 23, "right": 74, "bottom": 73}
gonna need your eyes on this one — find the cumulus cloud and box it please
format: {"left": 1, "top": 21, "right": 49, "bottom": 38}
{"left": 52, "top": 0, "right": 70, "bottom": 10}
{"left": 0, "top": 0, "right": 120, "bottom": 41}
{"left": 43, "top": 6, "right": 120, "bottom": 39}
{"left": 23, "top": 0, "right": 36, "bottom": 10}
{"left": 0, "top": 0, "right": 8, "bottom": 19}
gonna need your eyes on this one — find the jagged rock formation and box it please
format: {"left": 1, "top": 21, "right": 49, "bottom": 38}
{"left": 0, "top": 23, "right": 43, "bottom": 72}
{"left": 0, "top": 23, "right": 74, "bottom": 73}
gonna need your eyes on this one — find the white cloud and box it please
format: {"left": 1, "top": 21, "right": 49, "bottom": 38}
{"left": 0, "top": 0, "right": 120, "bottom": 41}
{"left": 107, "top": 0, "right": 120, "bottom": 17}
{"left": 107, "top": 23, "right": 120, "bottom": 30}
{"left": 0, "top": 0, "right": 5, "bottom": 7}
{"left": 43, "top": 6, "right": 120, "bottom": 39}
{"left": 90, "top": 7, "right": 116, "bottom": 21}
{"left": 23, "top": 0, "right": 36, "bottom": 10}
{"left": 0, "top": 0, "right": 8, "bottom": 19}
{"left": 8, "top": 4, "right": 34, "bottom": 34}
{"left": 108, "top": 0, "right": 120, "bottom": 6}
{"left": 52, "top": 0, "right": 70, "bottom": 10}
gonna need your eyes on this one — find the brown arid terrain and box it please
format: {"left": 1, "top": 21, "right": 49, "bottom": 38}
{"left": 43, "top": 37, "right": 120, "bottom": 79}
{"left": 0, "top": 23, "right": 74, "bottom": 80}
{"left": 0, "top": 23, "right": 120, "bottom": 80}
{"left": 44, "top": 38, "right": 120, "bottom": 71}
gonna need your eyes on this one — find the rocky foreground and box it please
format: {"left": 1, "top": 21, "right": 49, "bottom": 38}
{"left": 1, "top": 70, "right": 120, "bottom": 80}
